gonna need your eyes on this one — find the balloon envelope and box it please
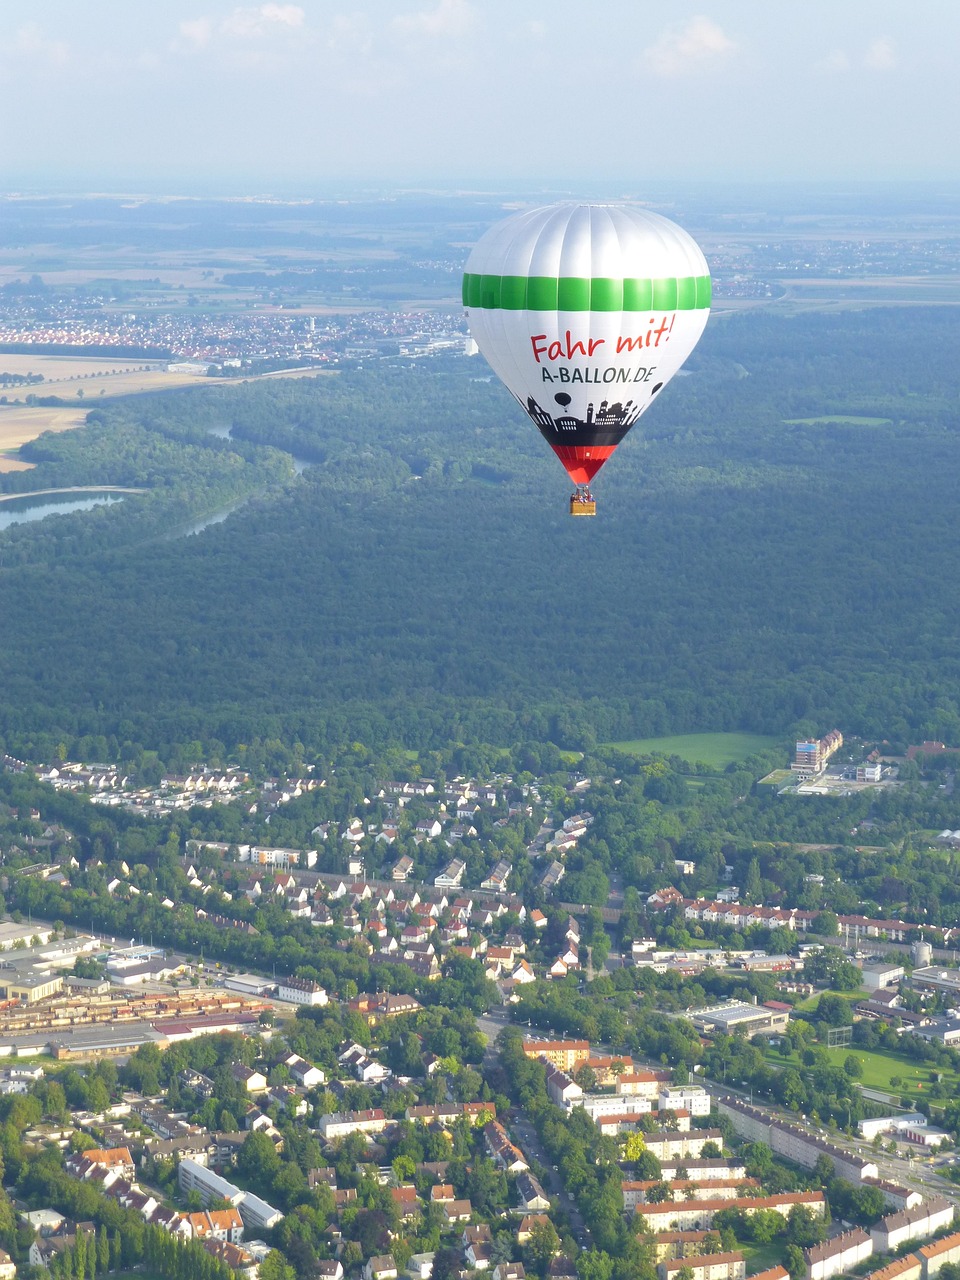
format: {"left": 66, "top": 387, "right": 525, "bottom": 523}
{"left": 463, "top": 203, "right": 710, "bottom": 488}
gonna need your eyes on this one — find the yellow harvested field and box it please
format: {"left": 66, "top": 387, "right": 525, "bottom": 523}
{"left": 0, "top": 404, "right": 86, "bottom": 469}
{"left": 0, "top": 354, "right": 161, "bottom": 379}
{"left": 0, "top": 353, "right": 335, "bottom": 470}
{"left": 0, "top": 353, "right": 212, "bottom": 392}
{"left": 0, "top": 357, "right": 219, "bottom": 468}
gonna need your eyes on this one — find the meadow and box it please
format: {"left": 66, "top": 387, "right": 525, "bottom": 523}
{"left": 764, "top": 1041, "right": 958, "bottom": 1098}
{"left": 601, "top": 732, "right": 779, "bottom": 769}
{"left": 783, "top": 415, "right": 893, "bottom": 426}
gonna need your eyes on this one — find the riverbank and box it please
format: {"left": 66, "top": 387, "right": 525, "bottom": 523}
{"left": 0, "top": 485, "right": 146, "bottom": 503}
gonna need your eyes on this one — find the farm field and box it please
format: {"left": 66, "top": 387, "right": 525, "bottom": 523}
{"left": 0, "top": 353, "right": 165, "bottom": 382}
{"left": 0, "top": 403, "right": 87, "bottom": 470}
{"left": 0, "top": 357, "right": 222, "bottom": 469}
{"left": 602, "top": 731, "right": 779, "bottom": 769}
{"left": 0, "top": 356, "right": 339, "bottom": 471}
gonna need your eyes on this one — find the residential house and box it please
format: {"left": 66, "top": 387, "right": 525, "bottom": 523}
{"left": 516, "top": 1173, "right": 550, "bottom": 1212}
{"left": 434, "top": 860, "right": 466, "bottom": 889}
{"left": 364, "top": 1258, "right": 397, "bottom": 1280}
{"left": 231, "top": 1064, "right": 268, "bottom": 1093}
{"left": 517, "top": 1215, "right": 550, "bottom": 1244}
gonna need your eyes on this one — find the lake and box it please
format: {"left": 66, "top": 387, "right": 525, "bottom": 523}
{"left": 0, "top": 492, "right": 126, "bottom": 531}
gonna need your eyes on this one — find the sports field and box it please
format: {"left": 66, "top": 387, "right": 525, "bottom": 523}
{"left": 602, "top": 732, "right": 778, "bottom": 769}
{"left": 765, "top": 1041, "right": 958, "bottom": 1097}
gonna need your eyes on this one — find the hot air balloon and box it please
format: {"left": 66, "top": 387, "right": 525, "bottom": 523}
{"left": 463, "top": 203, "right": 710, "bottom": 515}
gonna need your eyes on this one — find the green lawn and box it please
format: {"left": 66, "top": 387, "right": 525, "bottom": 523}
{"left": 783, "top": 415, "right": 892, "bottom": 426}
{"left": 794, "top": 990, "right": 864, "bottom": 1013}
{"left": 602, "top": 732, "right": 778, "bottom": 769}
{"left": 764, "top": 1042, "right": 958, "bottom": 1096}
{"left": 740, "top": 1242, "right": 789, "bottom": 1274}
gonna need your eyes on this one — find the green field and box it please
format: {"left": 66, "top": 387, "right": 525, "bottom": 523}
{"left": 740, "top": 1243, "right": 788, "bottom": 1274}
{"left": 783, "top": 415, "right": 893, "bottom": 426}
{"left": 602, "top": 732, "right": 778, "bottom": 769}
{"left": 764, "top": 1042, "right": 959, "bottom": 1097}
{"left": 794, "top": 990, "right": 863, "bottom": 1013}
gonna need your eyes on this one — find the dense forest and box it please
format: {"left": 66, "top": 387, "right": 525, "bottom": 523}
{"left": 2, "top": 306, "right": 960, "bottom": 761}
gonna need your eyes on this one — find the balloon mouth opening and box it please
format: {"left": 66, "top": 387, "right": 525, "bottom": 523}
{"left": 551, "top": 445, "right": 615, "bottom": 486}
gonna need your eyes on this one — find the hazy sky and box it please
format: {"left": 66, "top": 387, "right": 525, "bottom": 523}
{"left": 4, "top": 1, "right": 960, "bottom": 191}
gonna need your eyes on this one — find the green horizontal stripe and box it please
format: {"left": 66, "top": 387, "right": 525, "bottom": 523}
{"left": 463, "top": 273, "right": 710, "bottom": 311}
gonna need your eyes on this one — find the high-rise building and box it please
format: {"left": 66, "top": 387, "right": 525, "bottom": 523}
{"left": 791, "top": 730, "right": 843, "bottom": 779}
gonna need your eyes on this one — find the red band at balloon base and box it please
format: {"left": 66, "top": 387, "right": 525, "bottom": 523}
{"left": 551, "top": 445, "right": 616, "bottom": 485}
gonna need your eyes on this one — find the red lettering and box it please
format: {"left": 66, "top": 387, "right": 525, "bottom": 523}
{"left": 532, "top": 332, "right": 609, "bottom": 361}
{"left": 616, "top": 335, "right": 643, "bottom": 354}
{"left": 652, "top": 316, "right": 672, "bottom": 346}
{"left": 565, "top": 330, "right": 587, "bottom": 359}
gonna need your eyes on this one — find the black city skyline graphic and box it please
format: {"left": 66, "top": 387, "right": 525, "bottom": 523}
{"left": 521, "top": 390, "right": 660, "bottom": 447}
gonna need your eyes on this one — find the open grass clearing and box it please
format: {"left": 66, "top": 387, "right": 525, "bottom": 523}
{"left": 783, "top": 415, "right": 893, "bottom": 426}
{"left": 739, "top": 1242, "right": 788, "bottom": 1274}
{"left": 794, "top": 990, "right": 864, "bottom": 1013}
{"left": 775, "top": 278, "right": 960, "bottom": 304}
{"left": 602, "top": 732, "right": 778, "bottom": 769}
{"left": 764, "top": 1041, "right": 958, "bottom": 1096}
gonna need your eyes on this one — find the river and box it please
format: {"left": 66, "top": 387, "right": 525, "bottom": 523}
{"left": 175, "top": 425, "right": 314, "bottom": 537}
{"left": 206, "top": 423, "right": 312, "bottom": 474}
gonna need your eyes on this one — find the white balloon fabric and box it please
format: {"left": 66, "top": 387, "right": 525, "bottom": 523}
{"left": 463, "top": 203, "right": 710, "bottom": 493}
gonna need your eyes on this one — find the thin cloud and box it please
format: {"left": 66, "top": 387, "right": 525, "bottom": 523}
{"left": 643, "top": 16, "right": 735, "bottom": 78}
{"left": 864, "top": 37, "right": 896, "bottom": 70}
{"left": 179, "top": 18, "right": 214, "bottom": 48}
{"left": 11, "top": 22, "right": 69, "bottom": 66}
{"left": 816, "top": 38, "right": 896, "bottom": 74}
{"left": 816, "top": 48, "right": 851, "bottom": 73}
{"left": 221, "top": 4, "right": 305, "bottom": 38}
{"left": 325, "top": 14, "right": 374, "bottom": 55}
{"left": 392, "top": 0, "right": 476, "bottom": 40}
{"left": 177, "top": 5, "right": 304, "bottom": 50}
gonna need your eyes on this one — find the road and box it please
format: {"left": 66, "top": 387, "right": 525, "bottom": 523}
{"left": 476, "top": 1005, "right": 592, "bottom": 1248}
{"left": 476, "top": 990, "right": 959, "bottom": 1241}
{"left": 510, "top": 1109, "right": 592, "bottom": 1247}
{"left": 476, "top": 1007, "right": 512, "bottom": 1064}
{"left": 486, "top": 1007, "right": 959, "bottom": 1207}
{"left": 699, "top": 1077, "right": 958, "bottom": 1200}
